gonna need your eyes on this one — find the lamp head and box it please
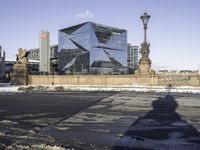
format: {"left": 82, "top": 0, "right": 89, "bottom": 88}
{"left": 140, "top": 12, "right": 151, "bottom": 26}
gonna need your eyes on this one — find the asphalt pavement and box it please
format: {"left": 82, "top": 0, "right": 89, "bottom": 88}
{"left": 0, "top": 92, "right": 200, "bottom": 150}
{"left": 0, "top": 92, "right": 116, "bottom": 149}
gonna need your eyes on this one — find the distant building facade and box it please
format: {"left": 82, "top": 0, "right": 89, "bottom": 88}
{"left": 28, "top": 45, "right": 58, "bottom": 74}
{"left": 28, "top": 45, "right": 58, "bottom": 60}
{"left": 39, "top": 31, "right": 51, "bottom": 74}
{"left": 127, "top": 44, "right": 139, "bottom": 73}
{"left": 0, "top": 46, "right": 5, "bottom": 78}
{"left": 199, "top": 65, "right": 200, "bottom": 75}
{"left": 58, "top": 22, "right": 127, "bottom": 74}
{"left": 4, "top": 59, "right": 39, "bottom": 76}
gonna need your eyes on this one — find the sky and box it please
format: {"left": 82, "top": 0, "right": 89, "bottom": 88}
{"left": 0, "top": 0, "right": 200, "bottom": 70}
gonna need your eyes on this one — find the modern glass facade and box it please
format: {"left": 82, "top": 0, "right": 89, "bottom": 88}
{"left": 58, "top": 22, "right": 127, "bottom": 74}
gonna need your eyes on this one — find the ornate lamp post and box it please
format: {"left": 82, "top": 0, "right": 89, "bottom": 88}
{"left": 140, "top": 12, "right": 150, "bottom": 59}
{"left": 136, "top": 12, "right": 155, "bottom": 75}
{"left": 141, "top": 12, "right": 150, "bottom": 43}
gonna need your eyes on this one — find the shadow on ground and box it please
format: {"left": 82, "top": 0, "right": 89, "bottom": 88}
{"left": 112, "top": 94, "right": 200, "bottom": 150}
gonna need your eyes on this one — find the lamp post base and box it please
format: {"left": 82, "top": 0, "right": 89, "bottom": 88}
{"left": 135, "top": 58, "right": 155, "bottom": 75}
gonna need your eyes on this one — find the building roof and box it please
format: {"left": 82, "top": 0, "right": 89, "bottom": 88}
{"left": 59, "top": 21, "right": 126, "bottom": 33}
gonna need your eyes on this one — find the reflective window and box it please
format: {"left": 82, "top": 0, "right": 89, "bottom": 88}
{"left": 58, "top": 22, "right": 127, "bottom": 74}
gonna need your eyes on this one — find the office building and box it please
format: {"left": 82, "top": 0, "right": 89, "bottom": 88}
{"left": 0, "top": 46, "right": 5, "bottom": 78}
{"left": 58, "top": 22, "right": 127, "bottom": 74}
{"left": 127, "top": 44, "right": 139, "bottom": 73}
{"left": 39, "top": 31, "right": 51, "bottom": 74}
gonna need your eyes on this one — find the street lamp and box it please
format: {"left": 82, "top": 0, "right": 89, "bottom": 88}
{"left": 136, "top": 11, "right": 155, "bottom": 75}
{"left": 140, "top": 12, "right": 151, "bottom": 59}
{"left": 140, "top": 12, "right": 150, "bottom": 42}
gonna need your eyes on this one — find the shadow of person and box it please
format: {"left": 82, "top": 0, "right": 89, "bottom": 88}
{"left": 166, "top": 84, "right": 174, "bottom": 94}
{"left": 112, "top": 94, "right": 200, "bottom": 150}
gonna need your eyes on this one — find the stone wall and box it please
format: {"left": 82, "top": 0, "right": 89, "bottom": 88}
{"left": 29, "top": 75, "right": 138, "bottom": 85}
{"left": 28, "top": 74, "right": 200, "bottom": 87}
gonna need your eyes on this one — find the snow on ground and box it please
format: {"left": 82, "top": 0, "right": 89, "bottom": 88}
{"left": 0, "top": 86, "right": 19, "bottom": 93}
{"left": 1, "top": 84, "right": 200, "bottom": 94}
{"left": 4, "top": 144, "right": 67, "bottom": 150}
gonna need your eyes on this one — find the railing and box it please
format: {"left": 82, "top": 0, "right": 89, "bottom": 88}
{"left": 158, "top": 75, "right": 190, "bottom": 86}
{"left": 28, "top": 74, "right": 199, "bottom": 87}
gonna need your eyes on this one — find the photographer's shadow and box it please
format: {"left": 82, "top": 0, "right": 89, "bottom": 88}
{"left": 112, "top": 95, "right": 200, "bottom": 149}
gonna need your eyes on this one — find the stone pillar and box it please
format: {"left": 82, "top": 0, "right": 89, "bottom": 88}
{"left": 190, "top": 76, "right": 199, "bottom": 87}
{"left": 11, "top": 64, "right": 29, "bottom": 85}
{"left": 136, "top": 58, "right": 155, "bottom": 75}
{"left": 138, "top": 58, "right": 151, "bottom": 74}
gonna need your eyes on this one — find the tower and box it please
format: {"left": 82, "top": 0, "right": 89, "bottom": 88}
{"left": 0, "top": 46, "right": 5, "bottom": 78}
{"left": 39, "top": 31, "right": 51, "bottom": 74}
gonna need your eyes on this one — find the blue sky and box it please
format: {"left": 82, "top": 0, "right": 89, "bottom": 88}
{"left": 0, "top": 0, "right": 200, "bottom": 70}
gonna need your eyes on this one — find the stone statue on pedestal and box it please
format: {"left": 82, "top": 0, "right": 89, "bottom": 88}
{"left": 11, "top": 48, "right": 29, "bottom": 85}
{"left": 16, "top": 48, "right": 29, "bottom": 65}
{"left": 140, "top": 41, "right": 150, "bottom": 59}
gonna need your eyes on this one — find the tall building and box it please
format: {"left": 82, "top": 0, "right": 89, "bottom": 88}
{"left": 0, "top": 46, "right": 5, "bottom": 78}
{"left": 58, "top": 22, "right": 127, "bottom": 74}
{"left": 39, "top": 31, "right": 51, "bottom": 74}
{"left": 127, "top": 44, "right": 139, "bottom": 73}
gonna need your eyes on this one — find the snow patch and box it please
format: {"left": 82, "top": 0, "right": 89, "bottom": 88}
{"left": 2, "top": 84, "right": 200, "bottom": 94}
{"left": 31, "top": 144, "right": 66, "bottom": 150}
{"left": 0, "top": 132, "right": 5, "bottom": 136}
{"left": 0, "top": 120, "right": 18, "bottom": 124}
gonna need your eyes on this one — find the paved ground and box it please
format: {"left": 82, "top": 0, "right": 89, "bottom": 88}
{"left": 0, "top": 92, "right": 116, "bottom": 149}
{"left": 0, "top": 92, "right": 200, "bottom": 149}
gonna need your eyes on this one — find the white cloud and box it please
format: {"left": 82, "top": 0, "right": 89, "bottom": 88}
{"left": 75, "top": 10, "right": 94, "bottom": 19}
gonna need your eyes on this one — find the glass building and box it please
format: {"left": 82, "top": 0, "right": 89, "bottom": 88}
{"left": 58, "top": 22, "right": 127, "bottom": 74}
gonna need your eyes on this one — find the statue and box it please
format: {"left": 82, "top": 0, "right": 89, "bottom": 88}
{"left": 140, "top": 41, "right": 150, "bottom": 59}
{"left": 16, "top": 48, "right": 29, "bottom": 65}
{"left": 11, "top": 48, "right": 29, "bottom": 85}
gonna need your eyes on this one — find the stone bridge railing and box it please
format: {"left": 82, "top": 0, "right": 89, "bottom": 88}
{"left": 158, "top": 75, "right": 190, "bottom": 86}
{"left": 157, "top": 75, "right": 199, "bottom": 86}
{"left": 26, "top": 74, "right": 200, "bottom": 87}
